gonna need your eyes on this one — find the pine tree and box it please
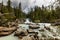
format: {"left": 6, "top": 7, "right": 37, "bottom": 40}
{"left": 7, "top": 0, "right": 12, "bottom": 13}
{"left": 1, "top": 0, "right": 4, "bottom": 13}
{"left": 18, "top": 3, "right": 22, "bottom": 19}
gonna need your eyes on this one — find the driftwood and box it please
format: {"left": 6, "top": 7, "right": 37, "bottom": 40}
{"left": 0, "top": 27, "right": 17, "bottom": 37}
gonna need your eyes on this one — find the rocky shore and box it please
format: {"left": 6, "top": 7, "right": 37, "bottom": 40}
{"left": 0, "top": 26, "right": 17, "bottom": 37}
{"left": 14, "top": 23, "right": 60, "bottom": 40}
{"left": 0, "top": 19, "right": 21, "bottom": 37}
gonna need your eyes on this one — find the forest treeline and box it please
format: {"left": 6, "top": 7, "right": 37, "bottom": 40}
{"left": 0, "top": 0, "right": 60, "bottom": 23}
{"left": 28, "top": 6, "right": 60, "bottom": 23}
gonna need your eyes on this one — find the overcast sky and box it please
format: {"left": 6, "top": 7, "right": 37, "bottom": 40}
{"left": 0, "top": 0, "right": 56, "bottom": 13}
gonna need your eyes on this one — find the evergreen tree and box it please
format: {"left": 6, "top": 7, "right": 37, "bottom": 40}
{"left": 1, "top": 0, "right": 4, "bottom": 13}
{"left": 14, "top": 3, "right": 26, "bottom": 19}
{"left": 56, "top": 6, "right": 60, "bottom": 19}
{"left": 7, "top": 0, "right": 12, "bottom": 12}
{"left": 18, "top": 3, "right": 26, "bottom": 19}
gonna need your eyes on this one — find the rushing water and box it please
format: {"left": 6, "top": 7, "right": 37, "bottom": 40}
{"left": 0, "top": 19, "right": 60, "bottom": 40}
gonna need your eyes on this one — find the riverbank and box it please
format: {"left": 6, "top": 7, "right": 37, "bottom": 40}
{"left": 0, "top": 26, "right": 17, "bottom": 37}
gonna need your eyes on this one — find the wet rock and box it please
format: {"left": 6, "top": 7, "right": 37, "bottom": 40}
{"left": 27, "top": 29, "right": 36, "bottom": 33}
{"left": 55, "top": 38, "right": 59, "bottom": 40}
{"left": 14, "top": 31, "right": 28, "bottom": 37}
{"left": 42, "top": 34, "right": 46, "bottom": 37}
{"left": 14, "top": 29, "right": 28, "bottom": 37}
{"left": 44, "top": 26, "right": 51, "bottom": 31}
{"left": 0, "top": 27, "right": 17, "bottom": 37}
{"left": 21, "top": 36, "right": 33, "bottom": 40}
{"left": 39, "top": 29, "right": 44, "bottom": 32}
{"left": 29, "top": 25, "right": 40, "bottom": 29}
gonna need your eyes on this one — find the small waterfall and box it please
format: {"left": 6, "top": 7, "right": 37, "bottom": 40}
{"left": 24, "top": 18, "right": 32, "bottom": 23}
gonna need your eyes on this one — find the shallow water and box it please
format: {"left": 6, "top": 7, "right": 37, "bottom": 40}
{"left": 0, "top": 33, "right": 18, "bottom": 40}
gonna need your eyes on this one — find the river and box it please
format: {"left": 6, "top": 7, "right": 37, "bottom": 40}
{"left": 0, "top": 33, "right": 18, "bottom": 40}
{"left": 0, "top": 23, "right": 60, "bottom": 40}
{"left": 0, "top": 18, "right": 60, "bottom": 40}
{"left": 0, "top": 23, "right": 51, "bottom": 40}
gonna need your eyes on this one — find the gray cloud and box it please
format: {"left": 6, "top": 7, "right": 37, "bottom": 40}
{"left": 11, "top": 0, "right": 19, "bottom": 8}
{"left": 0, "top": 0, "right": 56, "bottom": 13}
